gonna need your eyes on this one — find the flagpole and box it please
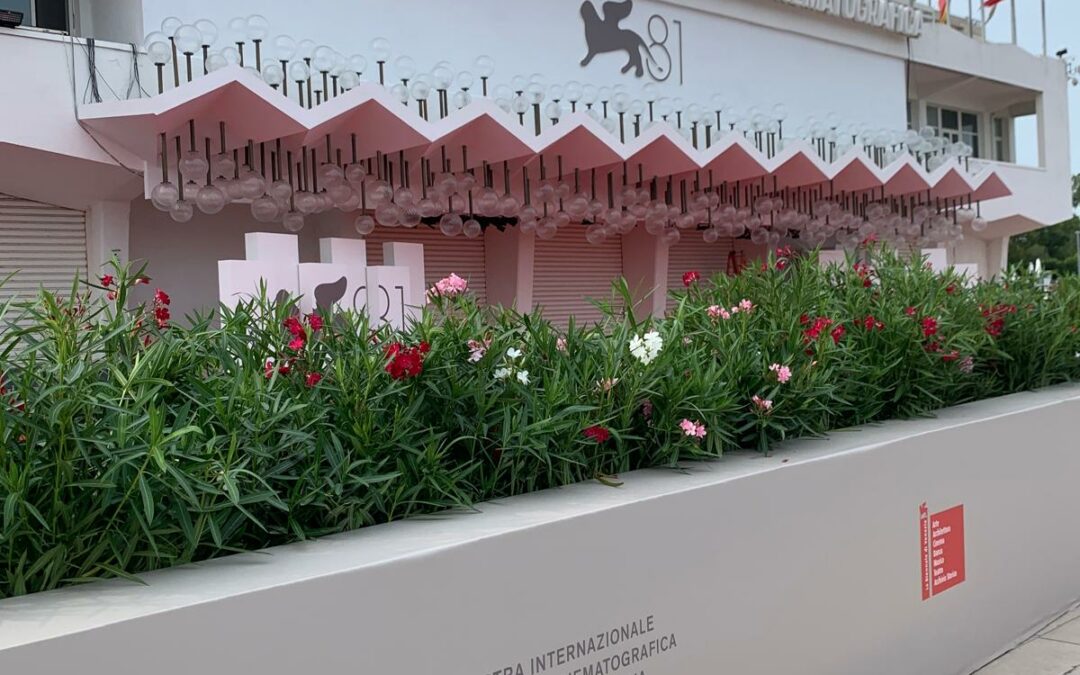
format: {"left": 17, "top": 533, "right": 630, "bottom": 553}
{"left": 980, "top": 1, "right": 985, "bottom": 40}
{"left": 1010, "top": 0, "right": 1017, "bottom": 45}
{"left": 1041, "top": 0, "right": 1048, "bottom": 56}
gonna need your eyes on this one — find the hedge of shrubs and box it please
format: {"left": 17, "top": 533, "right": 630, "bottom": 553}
{"left": 1, "top": 247, "right": 1078, "bottom": 598}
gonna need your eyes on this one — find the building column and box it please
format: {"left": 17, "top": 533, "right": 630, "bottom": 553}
{"left": 86, "top": 200, "right": 130, "bottom": 276}
{"left": 484, "top": 226, "right": 534, "bottom": 310}
{"left": 622, "top": 226, "right": 666, "bottom": 320}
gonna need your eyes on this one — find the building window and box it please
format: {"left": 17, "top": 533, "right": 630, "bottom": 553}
{"left": 3, "top": 0, "right": 68, "bottom": 32}
{"left": 926, "top": 105, "right": 981, "bottom": 158}
{"left": 992, "top": 116, "right": 1011, "bottom": 163}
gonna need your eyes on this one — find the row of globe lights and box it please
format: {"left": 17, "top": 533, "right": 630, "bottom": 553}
{"left": 149, "top": 120, "right": 985, "bottom": 250}
{"left": 143, "top": 18, "right": 982, "bottom": 245}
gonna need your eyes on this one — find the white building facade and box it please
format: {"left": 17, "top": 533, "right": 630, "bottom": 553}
{"left": 0, "top": 0, "right": 1072, "bottom": 321}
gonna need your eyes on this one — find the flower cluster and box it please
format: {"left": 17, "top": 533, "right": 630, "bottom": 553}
{"left": 774, "top": 246, "right": 794, "bottom": 271}
{"left": 708, "top": 299, "right": 753, "bottom": 321}
{"left": 801, "top": 314, "right": 843, "bottom": 345}
{"left": 679, "top": 418, "right": 707, "bottom": 439}
{"left": 861, "top": 315, "right": 885, "bottom": 331}
{"left": 582, "top": 425, "right": 611, "bottom": 443}
{"left": 493, "top": 347, "right": 530, "bottom": 385}
{"left": 853, "top": 262, "right": 874, "bottom": 288}
{"left": 981, "top": 303, "right": 1017, "bottom": 338}
{"left": 428, "top": 273, "right": 468, "bottom": 300}
{"left": 467, "top": 337, "right": 491, "bottom": 363}
{"left": 769, "top": 363, "right": 792, "bottom": 384}
{"left": 152, "top": 289, "right": 171, "bottom": 330}
{"left": 752, "top": 395, "right": 774, "bottom": 412}
{"left": 629, "top": 331, "right": 663, "bottom": 365}
{"left": 385, "top": 341, "right": 429, "bottom": 380}
{"left": 266, "top": 313, "right": 325, "bottom": 386}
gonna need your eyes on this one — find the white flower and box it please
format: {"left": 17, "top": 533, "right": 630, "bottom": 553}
{"left": 629, "top": 330, "right": 663, "bottom": 365}
{"left": 516, "top": 370, "right": 530, "bottom": 385}
{"left": 643, "top": 330, "right": 663, "bottom": 351}
{"left": 506, "top": 347, "right": 523, "bottom": 360}
{"left": 468, "top": 351, "right": 484, "bottom": 363}
{"left": 494, "top": 367, "right": 512, "bottom": 381}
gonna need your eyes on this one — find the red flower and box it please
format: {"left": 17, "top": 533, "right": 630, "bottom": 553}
{"left": 986, "top": 318, "right": 1005, "bottom": 338}
{"left": 384, "top": 342, "right": 426, "bottom": 380}
{"left": 305, "top": 372, "right": 323, "bottom": 388}
{"left": 799, "top": 313, "right": 810, "bottom": 325}
{"left": 862, "top": 315, "right": 884, "bottom": 331}
{"left": 863, "top": 277, "right": 872, "bottom": 288}
{"left": 925, "top": 341, "right": 941, "bottom": 353}
{"left": 106, "top": 291, "right": 117, "bottom": 301}
{"left": 582, "top": 426, "right": 611, "bottom": 443}
{"left": 306, "top": 313, "right": 323, "bottom": 332}
{"left": 288, "top": 336, "right": 306, "bottom": 352}
{"left": 921, "top": 316, "right": 939, "bottom": 338}
{"left": 153, "top": 289, "right": 171, "bottom": 306}
{"left": 803, "top": 316, "right": 834, "bottom": 343}
{"left": 946, "top": 284, "right": 956, "bottom": 295}
{"left": 682, "top": 270, "right": 701, "bottom": 287}
{"left": 135, "top": 276, "right": 151, "bottom": 285}
{"left": 942, "top": 351, "right": 960, "bottom": 362}
{"left": 830, "top": 324, "right": 846, "bottom": 345}
{"left": 284, "top": 316, "right": 305, "bottom": 339}
{"left": 905, "top": 306, "right": 917, "bottom": 317}
{"left": 100, "top": 274, "right": 114, "bottom": 287}
{"left": 153, "top": 305, "right": 170, "bottom": 329}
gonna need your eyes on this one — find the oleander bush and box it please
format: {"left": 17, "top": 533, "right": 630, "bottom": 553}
{"left": 1, "top": 246, "right": 1078, "bottom": 598}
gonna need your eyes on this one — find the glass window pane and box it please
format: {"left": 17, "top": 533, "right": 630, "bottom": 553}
{"left": 942, "top": 109, "right": 959, "bottom": 130}
{"left": 962, "top": 113, "right": 978, "bottom": 133}
{"left": 5, "top": 0, "right": 31, "bottom": 22}
{"left": 927, "top": 106, "right": 939, "bottom": 127}
{"left": 34, "top": 0, "right": 67, "bottom": 31}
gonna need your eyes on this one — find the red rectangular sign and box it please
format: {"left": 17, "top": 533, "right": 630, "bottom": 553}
{"left": 920, "top": 503, "right": 965, "bottom": 600}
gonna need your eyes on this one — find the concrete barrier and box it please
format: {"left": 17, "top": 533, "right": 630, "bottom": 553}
{"left": 3, "top": 385, "right": 1080, "bottom": 675}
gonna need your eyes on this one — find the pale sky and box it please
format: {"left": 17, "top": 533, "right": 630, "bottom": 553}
{"left": 978, "top": 0, "right": 1079, "bottom": 173}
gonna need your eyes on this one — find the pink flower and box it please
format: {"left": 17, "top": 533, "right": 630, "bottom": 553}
{"left": 679, "top": 418, "right": 707, "bottom": 439}
{"left": 752, "top": 395, "right": 773, "bottom": 412}
{"left": 556, "top": 336, "right": 568, "bottom": 352}
{"left": 959, "top": 356, "right": 975, "bottom": 374}
{"left": 707, "top": 305, "right": 731, "bottom": 321}
{"left": 467, "top": 338, "right": 491, "bottom": 363}
{"left": 738, "top": 299, "right": 754, "bottom": 312}
{"left": 596, "top": 377, "right": 619, "bottom": 393}
{"left": 428, "top": 273, "right": 469, "bottom": 300}
{"left": 769, "top": 363, "right": 792, "bottom": 384}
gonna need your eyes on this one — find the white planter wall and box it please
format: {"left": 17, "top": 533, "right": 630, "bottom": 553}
{"left": 2, "top": 386, "right": 1080, "bottom": 675}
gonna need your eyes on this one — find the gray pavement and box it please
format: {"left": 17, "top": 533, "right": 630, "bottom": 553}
{"left": 975, "top": 604, "right": 1080, "bottom": 675}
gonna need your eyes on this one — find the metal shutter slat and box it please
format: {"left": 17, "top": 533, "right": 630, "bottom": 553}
{"left": 0, "top": 194, "right": 88, "bottom": 304}
{"left": 363, "top": 226, "right": 487, "bottom": 305}
{"left": 533, "top": 225, "right": 623, "bottom": 326}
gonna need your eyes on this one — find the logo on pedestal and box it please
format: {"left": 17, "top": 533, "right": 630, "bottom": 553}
{"left": 218, "top": 233, "right": 425, "bottom": 330}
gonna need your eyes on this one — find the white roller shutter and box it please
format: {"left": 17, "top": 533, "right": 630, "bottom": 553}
{"left": 533, "top": 225, "right": 623, "bottom": 326}
{"left": 666, "top": 232, "right": 736, "bottom": 311}
{"left": 364, "top": 226, "right": 487, "bottom": 304}
{"left": 0, "top": 194, "right": 87, "bottom": 311}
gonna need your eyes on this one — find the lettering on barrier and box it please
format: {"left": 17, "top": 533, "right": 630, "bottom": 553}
{"left": 486, "top": 614, "right": 677, "bottom": 675}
